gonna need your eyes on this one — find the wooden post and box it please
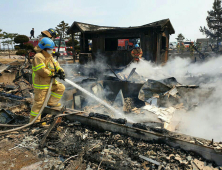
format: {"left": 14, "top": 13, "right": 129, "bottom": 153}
{"left": 8, "top": 44, "right": 10, "bottom": 58}
{"left": 71, "top": 32, "right": 75, "bottom": 63}
{"left": 83, "top": 33, "right": 85, "bottom": 52}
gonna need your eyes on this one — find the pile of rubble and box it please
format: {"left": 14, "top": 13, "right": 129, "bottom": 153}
{"left": 1, "top": 118, "right": 221, "bottom": 170}
{"left": 0, "top": 61, "right": 33, "bottom": 125}
{"left": 0, "top": 62, "right": 222, "bottom": 169}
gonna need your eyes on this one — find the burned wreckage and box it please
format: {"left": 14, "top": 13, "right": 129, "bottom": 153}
{"left": 1, "top": 21, "right": 222, "bottom": 169}
{"left": 67, "top": 19, "right": 175, "bottom": 65}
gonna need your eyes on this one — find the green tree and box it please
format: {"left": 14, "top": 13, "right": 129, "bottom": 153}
{"left": 176, "top": 33, "right": 185, "bottom": 42}
{"left": 3, "top": 33, "right": 18, "bottom": 50}
{"left": 66, "top": 39, "right": 80, "bottom": 53}
{"left": 66, "top": 39, "right": 79, "bottom": 47}
{"left": 14, "top": 35, "right": 29, "bottom": 56}
{"left": 14, "top": 35, "right": 29, "bottom": 49}
{"left": 2, "top": 40, "right": 12, "bottom": 58}
{"left": 0, "top": 29, "right": 4, "bottom": 50}
{"left": 16, "top": 49, "right": 28, "bottom": 56}
{"left": 200, "top": 0, "right": 222, "bottom": 52}
{"left": 56, "top": 21, "right": 70, "bottom": 39}
{"left": 24, "top": 43, "right": 34, "bottom": 50}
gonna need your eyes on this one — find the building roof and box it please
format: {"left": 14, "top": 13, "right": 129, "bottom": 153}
{"left": 196, "top": 38, "right": 216, "bottom": 43}
{"left": 67, "top": 19, "right": 175, "bottom": 34}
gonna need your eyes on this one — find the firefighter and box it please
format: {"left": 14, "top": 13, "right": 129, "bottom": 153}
{"left": 197, "top": 42, "right": 202, "bottom": 51}
{"left": 176, "top": 43, "right": 180, "bottom": 53}
{"left": 34, "top": 28, "right": 60, "bottom": 58}
{"left": 30, "top": 37, "right": 66, "bottom": 123}
{"left": 180, "top": 42, "right": 186, "bottom": 54}
{"left": 41, "top": 28, "right": 57, "bottom": 40}
{"left": 189, "top": 42, "right": 195, "bottom": 57}
{"left": 131, "top": 44, "right": 143, "bottom": 62}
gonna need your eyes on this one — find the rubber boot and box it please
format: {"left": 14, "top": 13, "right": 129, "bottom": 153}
{"left": 48, "top": 103, "right": 61, "bottom": 107}
{"left": 29, "top": 115, "right": 41, "bottom": 123}
{"left": 47, "top": 103, "right": 62, "bottom": 109}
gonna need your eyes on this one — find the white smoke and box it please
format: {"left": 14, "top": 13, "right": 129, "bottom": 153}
{"left": 122, "top": 57, "right": 222, "bottom": 83}
{"left": 121, "top": 56, "right": 222, "bottom": 141}
{"left": 61, "top": 53, "right": 222, "bottom": 141}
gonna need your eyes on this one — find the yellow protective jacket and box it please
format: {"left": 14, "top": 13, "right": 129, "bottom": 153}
{"left": 34, "top": 45, "right": 42, "bottom": 53}
{"left": 32, "top": 49, "right": 63, "bottom": 89}
{"left": 131, "top": 48, "right": 143, "bottom": 58}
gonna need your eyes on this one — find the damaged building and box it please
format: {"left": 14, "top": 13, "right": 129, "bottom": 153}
{"left": 1, "top": 28, "right": 222, "bottom": 169}
{"left": 67, "top": 19, "right": 175, "bottom": 66}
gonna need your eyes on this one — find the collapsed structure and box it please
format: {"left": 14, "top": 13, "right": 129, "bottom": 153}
{"left": 67, "top": 19, "right": 175, "bottom": 66}
{"left": 0, "top": 20, "right": 222, "bottom": 167}
{"left": 1, "top": 58, "right": 222, "bottom": 169}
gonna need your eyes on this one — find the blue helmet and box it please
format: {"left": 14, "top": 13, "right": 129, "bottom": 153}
{"left": 135, "top": 44, "right": 139, "bottom": 48}
{"left": 38, "top": 37, "right": 55, "bottom": 50}
{"left": 47, "top": 28, "right": 57, "bottom": 37}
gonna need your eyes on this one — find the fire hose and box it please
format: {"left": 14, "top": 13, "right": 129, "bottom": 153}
{"left": 0, "top": 78, "right": 54, "bottom": 134}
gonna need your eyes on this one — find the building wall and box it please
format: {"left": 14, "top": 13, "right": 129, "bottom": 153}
{"left": 140, "top": 30, "right": 157, "bottom": 62}
{"left": 86, "top": 30, "right": 170, "bottom": 66}
{"left": 156, "top": 29, "right": 170, "bottom": 64}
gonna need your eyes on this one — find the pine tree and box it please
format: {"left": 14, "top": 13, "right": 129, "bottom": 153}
{"left": 200, "top": 0, "right": 222, "bottom": 51}
{"left": 56, "top": 21, "right": 70, "bottom": 39}
{"left": 0, "top": 29, "right": 4, "bottom": 50}
{"left": 176, "top": 33, "right": 185, "bottom": 42}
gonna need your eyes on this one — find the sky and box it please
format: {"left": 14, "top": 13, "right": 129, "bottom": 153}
{"left": 0, "top": 0, "right": 214, "bottom": 42}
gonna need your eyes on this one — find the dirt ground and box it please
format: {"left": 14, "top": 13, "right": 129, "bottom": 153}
{"left": 0, "top": 55, "right": 76, "bottom": 65}
{"left": 0, "top": 134, "right": 41, "bottom": 170}
{"left": 0, "top": 54, "right": 25, "bottom": 64}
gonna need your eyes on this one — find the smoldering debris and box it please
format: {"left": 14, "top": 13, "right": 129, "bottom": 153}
{"left": 67, "top": 56, "right": 222, "bottom": 142}
{"left": 0, "top": 60, "right": 33, "bottom": 125}
{"left": 117, "top": 56, "right": 222, "bottom": 141}
{"left": 2, "top": 55, "right": 222, "bottom": 168}
{"left": 1, "top": 118, "right": 222, "bottom": 170}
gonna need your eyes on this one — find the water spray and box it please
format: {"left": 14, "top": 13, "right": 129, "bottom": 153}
{"left": 65, "top": 79, "right": 134, "bottom": 122}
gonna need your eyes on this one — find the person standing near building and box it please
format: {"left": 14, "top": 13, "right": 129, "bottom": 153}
{"left": 30, "top": 37, "right": 65, "bottom": 123}
{"left": 180, "top": 42, "right": 186, "bottom": 54}
{"left": 30, "top": 28, "right": 34, "bottom": 39}
{"left": 189, "top": 42, "right": 195, "bottom": 57}
{"left": 176, "top": 43, "right": 180, "bottom": 53}
{"left": 197, "top": 42, "right": 202, "bottom": 52}
{"left": 131, "top": 44, "right": 143, "bottom": 62}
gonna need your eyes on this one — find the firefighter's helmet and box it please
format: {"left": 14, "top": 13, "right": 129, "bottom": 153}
{"left": 38, "top": 37, "right": 55, "bottom": 50}
{"left": 47, "top": 28, "right": 57, "bottom": 37}
{"left": 135, "top": 44, "right": 139, "bottom": 48}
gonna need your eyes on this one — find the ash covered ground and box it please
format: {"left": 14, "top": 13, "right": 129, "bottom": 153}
{"left": 1, "top": 56, "right": 222, "bottom": 169}
{"left": 0, "top": 117, "right": 221, "bottom": 170}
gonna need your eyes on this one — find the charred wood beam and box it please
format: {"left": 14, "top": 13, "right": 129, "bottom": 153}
{"left": 43, "top": 107, "right": 222, "bottom": 166}
{"left": 71, "top": 32, "right": 76, "bottom": 63}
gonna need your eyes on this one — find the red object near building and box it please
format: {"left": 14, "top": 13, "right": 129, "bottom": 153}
{"left": 26, "top": 38, "right": 39, "bottom": 47}
{"left": 118, "top": 39, "right": 134, "bottom": 50}
{"left": 25, "top": 37, "right": 69, "bottom": 57}
{"left": 53, "top": 37, "right": 68, "bottom": 56}
{"left": 24, "top": 38, "right": 40, "bottom": 58}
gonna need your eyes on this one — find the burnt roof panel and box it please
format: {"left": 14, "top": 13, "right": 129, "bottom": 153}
{"left": 67, "top": 19, "right": 175, "bottom": 34}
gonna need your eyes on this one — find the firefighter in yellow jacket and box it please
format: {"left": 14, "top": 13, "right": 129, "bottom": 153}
{"left": 176, "top": 43, "right": 180, "bottom": 53}
{"left": 30, "top": 37, "right": 65, "bottom": 123}
{"left": 37, "top": 28, "right": 60, "bottom": 58}
{"left": 180, "top": 42, "right": 186, "bottom": 54}
{"left": 131, "top": 44, "right": 143, "bottom": 62}
{"left": 189, "top": 42, "right": 195, "bottom": 57}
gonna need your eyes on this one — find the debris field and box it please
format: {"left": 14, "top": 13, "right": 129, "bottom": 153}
{"left": 0, "top": 58, "right": 222, "bottom": 170}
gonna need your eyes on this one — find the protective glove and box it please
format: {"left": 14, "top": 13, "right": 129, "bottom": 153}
{"left": 52, "top": 72, "right": 60, "bottom": 78}
{"left": 58, "top": 69, "right": 65, "bottom": 80}
{"left": 53, "top": 52, "right": 60, "bottom": 57}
